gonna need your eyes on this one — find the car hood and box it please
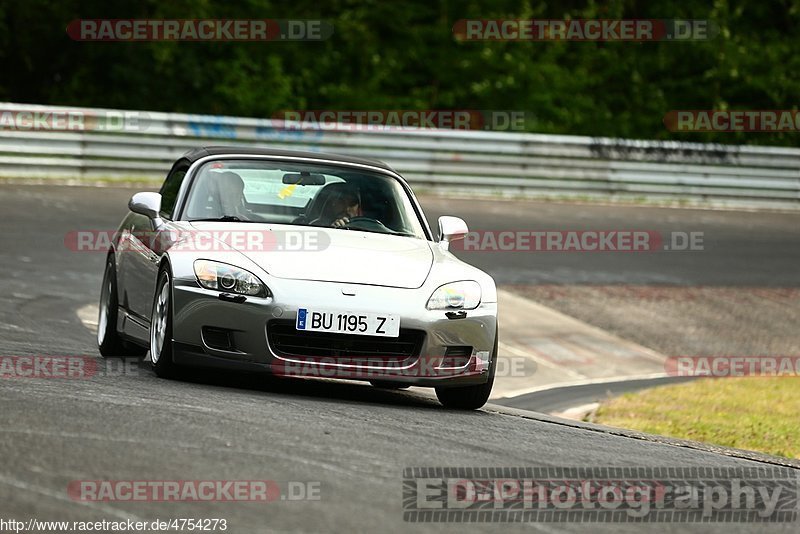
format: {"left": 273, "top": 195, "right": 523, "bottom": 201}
{"left": 188, "top": 223, "right": 434, "bottom": 288}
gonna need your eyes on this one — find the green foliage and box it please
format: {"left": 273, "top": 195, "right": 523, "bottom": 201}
{"left": 2, "top": 0, "right": 799, "bottom": 145}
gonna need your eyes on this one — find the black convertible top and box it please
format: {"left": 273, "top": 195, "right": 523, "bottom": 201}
{"left": 182, "top": 146, "right": 394, "bottom": 171}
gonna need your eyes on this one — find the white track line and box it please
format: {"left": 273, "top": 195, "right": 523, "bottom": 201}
{"left": 495, "top": 372, "right": 672, "bottom": 400}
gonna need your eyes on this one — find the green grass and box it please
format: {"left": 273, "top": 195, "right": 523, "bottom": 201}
{"left": 592, "top": 377, "right": 800, "bottom": 459}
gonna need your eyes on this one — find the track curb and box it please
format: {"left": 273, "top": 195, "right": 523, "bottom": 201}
{"left": 484, "top": 403, "right": 800, "bottom": 469}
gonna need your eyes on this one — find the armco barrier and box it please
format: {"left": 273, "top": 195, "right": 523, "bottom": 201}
{"left": 1, "top": 102, "right": 798, "bottom": 208}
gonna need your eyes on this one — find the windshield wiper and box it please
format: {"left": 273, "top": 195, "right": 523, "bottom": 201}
{"left": 189, "top": 215, "right": 248, "bottom": 222}
{"left": 335, "top": 226, "right": 417, "bottom": 238}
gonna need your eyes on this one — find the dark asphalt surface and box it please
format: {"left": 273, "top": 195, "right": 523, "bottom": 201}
{"left": 424, "top": 195, "right": 800, "bottom": 287}
{"left": 1, "top": 184, "right": 798, "bottom": 533}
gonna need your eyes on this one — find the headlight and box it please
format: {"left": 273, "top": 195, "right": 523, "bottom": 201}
{"left": 193, "top": 260, "right": 269, "bottom": 297}
{"left": 426, "top": 281, "right": 481, "bottom": 310}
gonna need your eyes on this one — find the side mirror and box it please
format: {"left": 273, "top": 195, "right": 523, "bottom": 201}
{"left": 438, "top": 216, "right": 468, "bottom": 251}
{"left": 129, "top": 192, "right": 162, "bottom": 222}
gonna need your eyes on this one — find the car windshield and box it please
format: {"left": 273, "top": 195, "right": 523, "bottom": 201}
{"left": 182, "top": 159, "right": 427, "bottom": 238}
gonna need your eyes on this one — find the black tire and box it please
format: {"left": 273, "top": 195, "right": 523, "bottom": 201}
{"left": 97, "top": 255, "right": 147, "bottom": 358}
{"left": 435, "top": 331, "right": 498, "bottom": 410}
{"left": 149, "top": 268, "right": 179, "bottom": 378}
{"left": 370, "top": 380, "right": 410, "bottom": 390}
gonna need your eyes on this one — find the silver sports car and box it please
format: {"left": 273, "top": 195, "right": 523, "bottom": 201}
{"left": 98, "top": 146, "right": 498, "bottom": 409}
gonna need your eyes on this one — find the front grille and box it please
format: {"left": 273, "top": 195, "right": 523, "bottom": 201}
{"left": 267, "top": 320, "right": 425, "bottom": 362}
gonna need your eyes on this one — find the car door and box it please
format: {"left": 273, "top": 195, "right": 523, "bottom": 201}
{"left": 124, "top": 161, "right": 189, "bottom": 320}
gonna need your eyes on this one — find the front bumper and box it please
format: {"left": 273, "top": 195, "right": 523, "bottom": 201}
{"left": 170, "top": 277, "right": 498, "bottom": 387}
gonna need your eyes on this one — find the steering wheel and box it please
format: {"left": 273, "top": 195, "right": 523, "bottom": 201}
{"left": 343, "top": 216, "right": 391, "bottom": 232}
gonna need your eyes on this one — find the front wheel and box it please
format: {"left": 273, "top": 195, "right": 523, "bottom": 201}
{"left": 150, "top": 269, "right": 179, "bottom": 378}
{"left": 98, "top": 255, "right": 147, "bottom": 358}
{"left": 435, "top": 332, "right": 497, "bottom": 410}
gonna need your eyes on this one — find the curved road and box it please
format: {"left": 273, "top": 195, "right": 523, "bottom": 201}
{"left": 1, "top": 185, "right": 798, "bottom": 533}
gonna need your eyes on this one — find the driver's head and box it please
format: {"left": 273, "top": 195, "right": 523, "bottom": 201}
{"left": 215, "top": 172, "right": 245, "bottom": 213}
{"left": 329, "top": 185, "right": 360, "bottom": 218}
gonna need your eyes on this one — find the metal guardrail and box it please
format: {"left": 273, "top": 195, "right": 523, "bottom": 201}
{"left": 1, "top": 102, "right": 799, "bottom": 208}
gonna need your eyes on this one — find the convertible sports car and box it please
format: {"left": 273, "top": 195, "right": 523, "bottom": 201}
{"left": 97, "top": 146, "right": 498, "bottom": 409}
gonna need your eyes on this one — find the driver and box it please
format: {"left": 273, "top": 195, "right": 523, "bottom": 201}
{"left": 212, "top": 171, "right": 255, "bottom": 220}
{"left": 312, "top": 184, "right": 362, "bottom": 227}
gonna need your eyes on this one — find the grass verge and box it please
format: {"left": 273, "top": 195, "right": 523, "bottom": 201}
{"left": 591, "top": 377, "right": 800, "bottom": 460}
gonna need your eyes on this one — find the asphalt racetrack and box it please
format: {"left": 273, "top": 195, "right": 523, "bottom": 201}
{"left": 1, "top": 185, "right": 798, "bottom": 533}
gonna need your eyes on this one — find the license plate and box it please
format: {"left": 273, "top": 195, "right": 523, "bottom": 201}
{"left": 296, "top": 308, "right": 400, "bottom": 337}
